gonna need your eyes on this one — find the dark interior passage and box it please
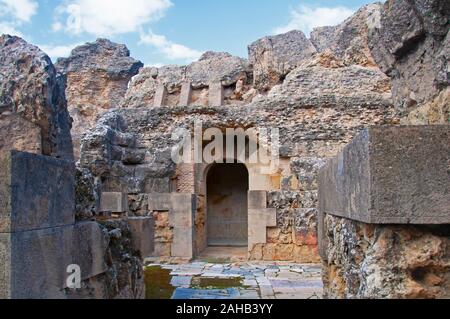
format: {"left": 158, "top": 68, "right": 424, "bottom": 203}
{"left": 206, "top": 163, "right": 249, "bottom": 246}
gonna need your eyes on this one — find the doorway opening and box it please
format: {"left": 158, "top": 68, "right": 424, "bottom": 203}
{"left": 206, "top": 163, "right": 249, "bottom": 247}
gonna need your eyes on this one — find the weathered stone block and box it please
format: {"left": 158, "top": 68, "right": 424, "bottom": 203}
{"left": 0, "top": 222, "right": 108, "bottom": 299}
{"left": 248, "top": 208, "right": 277, "bottom": 241}
{"left": 1, "top": 226, "right": 70, "bottom": 299}
{"left": 0, "top": 151, "right": 75, "bottom": 233}
{"left": 172, "top": 228, "right": 193, "bottom": 258}
{"left": 0, "top": 114, "right": 42, "bottom": 156}
{"left": 153, "top": 84, "right": 167, "bottom": 107}
{"left": 318, "top": 126, "right": 450, "bottom": 224}
{"left": 248, "top": 191, "right": 267, "bottom": 209}
{"left": 208, "top": 82, "right": 224, "bottom": 106}
{"left": 171, "top": 194, "right": 195, "bottom": 259}
{"left": 128, "top": 217, "right": 155, "bottom": 258}
{"left": 316, "top": 211, "right": 327, "bottom": 261}
{"left": 100, "top": 192, "right": 128, "bottom": 213}
{"left": 265, "top": 208, "right": 277, "bottom": 227}
{"left": 147, "top": 193, "right": 195, "bottom": 259}
{"left": 248, "top": 209, "right": 269, "bottom": 244}
{"left": 248, "top": 189, "right": 277, "bottom": 249}
{"left": 178, "top": 82, "right": 192, "bottom": 106}
{"left": 148, "top": 193, "right": 172, "bottom": 211}
{"left": 70, "top": 221, "right": 108, "bottom": 281}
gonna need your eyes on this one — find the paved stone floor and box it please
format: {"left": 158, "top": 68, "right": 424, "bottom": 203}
{"left": 145, "top": 261, "right": 323, "bottom": 299}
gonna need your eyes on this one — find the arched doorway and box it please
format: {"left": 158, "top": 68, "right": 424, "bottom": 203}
{"left": 206, "top": 163, "right": 249, "bottom": 246}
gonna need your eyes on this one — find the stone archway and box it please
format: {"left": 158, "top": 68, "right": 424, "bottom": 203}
{"left": 206, "top": 163, "right": 249, "bottom": 247}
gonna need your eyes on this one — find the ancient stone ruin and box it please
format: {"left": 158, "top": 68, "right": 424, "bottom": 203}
{"left": 0, "top": 0, "right": 448, "bottom": 299}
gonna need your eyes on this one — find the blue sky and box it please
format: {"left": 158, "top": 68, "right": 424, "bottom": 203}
{"left": 0, "top": 0, "right": 374, "bottom": 66}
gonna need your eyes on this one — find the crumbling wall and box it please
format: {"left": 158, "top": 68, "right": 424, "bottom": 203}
{"left": 322, "top": 215, "right": 450, "bottom": 299}
{"left": 76, "top": 2, "right": 402, "bottom": 263}
{"left": 124, "top": 51, "right": 253, "bottom": 108}
{"left": 248, "top": 30, "right": 317, "bottom": 91}
{"left": 0, "top": 35, "right": 73, "bottom": 160}
{"left": 56, "top": 39, "right": 143, "bottom": 159}
{"left": 311, "top": 3, "right": 382, "bottom": 67}
{"left": 80, "top": 52, "right": 395, "bottom": 260}
{"left": 73, "top": 169, "right": 148, "bottom": 299}
{"left": 64, "top": 218, "right": 144, "bottom": 299}
{"left": 0, "top": 35, "right": 146, "bottom": 299}
{"left": 368, "top": 0, "right": 449, "bottom": 123}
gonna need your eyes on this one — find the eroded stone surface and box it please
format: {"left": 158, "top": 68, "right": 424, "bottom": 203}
{"left": 322, "top": 214, "right": 450, "bottom": 299}
{"left": 0, "top": 151, "right": 75, "bottom": 233}
{"left": 124, "top": 51, "right": 252, "bottom": 108}
{"left": 0, "top": 35, "right": 73, "bottom": 160}
{"left": 368, "top": 0, "right": 449, "bottom": 119}
{"left": 56, "top": 39, "right": 143, "bottom": 159}
{"left": 248, "top": 30, "right": 317, "bottom": 91}
{"left": 311, "top": 3, "right": 382, "bottom": 67}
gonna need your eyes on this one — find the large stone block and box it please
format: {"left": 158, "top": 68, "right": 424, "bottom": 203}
{"left": 208, "top": 82, "right": 224, "bottom": 106}
{"left": 148, "top": 193, "right": 172, "bottom": 211}
{"left": 100, "top": 192, "right": 128, "bottom": 213}
{"left": 318, "top": 126, "right": 450, "bottom": 224}
{"left": 0, "top": 222, "right": 108, "bottom": 299}
{"left": 153, "top": 84, "right": 167, "bottom": 107}
{"left": 248, "top": 191, "right": 267, "bottom": 209}
{"left": 70, "top": 221, "right": 108, "bottom": 281}
{"left": 172, "top": 228, "right": 193, "bottom": 258}
{"left": 0, "top": 151, "right": 75, "bottom": 233}
{"left": 1, "top": 226, "right": 70, "bottom": 299}
{"left": 248, "top": 190, "right": 277, "bottom": 250}
{"left": 178, "top": 82, "right": 192, "bottom": 106}
{"left": 128, "top": 217, "right": 155, "bottom": 258}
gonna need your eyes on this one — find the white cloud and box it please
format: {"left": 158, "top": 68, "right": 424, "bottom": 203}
{"left": 54, "top": 0, "right": 173, "bottom": 36}
{"left": 0, "top": 0, "right": 37, "bottom": 37}
{"left": 273, "top": 5, "right": 355, "bottom": 35}
{"left": 140, "top": 30, "right": 203, "bottom": 63}
{"left": 38, "top": 43, "right": 82, "bottom": 61}
{"left": 0, "top": 0, "right": 38, "bottom": 22}
{"left": 147, "top": 63, "right": 164, "bottom": 68}
{"left": 51, "top": 22, "right": 63, "bottom": 32}
{"left": 0, "top": 22, "right": 24, "bottom": 37}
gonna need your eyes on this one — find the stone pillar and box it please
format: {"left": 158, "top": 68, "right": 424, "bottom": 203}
{"left": 0, "top": 151, "right": 108, "bottom": 299}
{"left": 153, "top": 84, "right": 167, "bottom": 107}
{"left": 148, "top": 193, "right": 196, "bottom": 259}
{"left": 318, "top": 125, "right": 450, "bottom": 299}
{"left": 247, "top": 191, "right": 277, "bottom": 251}
{"left": 208, "top": 82, "right": 224, "bottom": 107}
{"left": 178, "top": 82, "right": 192, "bottom": 106}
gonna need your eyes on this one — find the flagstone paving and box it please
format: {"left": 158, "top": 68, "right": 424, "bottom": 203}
{"left": 145, "top": 261, "right": 323, "bottom": 299}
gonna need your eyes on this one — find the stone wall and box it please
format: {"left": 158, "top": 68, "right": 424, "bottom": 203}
{"left": 319, "top": 126, "right": 450, "bottom": 298}
{"left": 0, "top": 35, "right": 149, "bottom": 299}
{"left": 77, "top": 25, "right": 397, "bottom": 260}
{"left": 124, "top": 52, "right": 253, "bottom": 108}
{"left": 39, "top": 1, "right": 405, "bottom": 263}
